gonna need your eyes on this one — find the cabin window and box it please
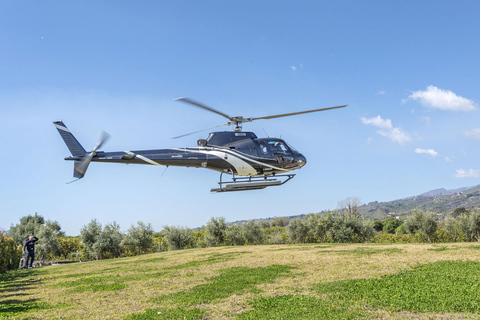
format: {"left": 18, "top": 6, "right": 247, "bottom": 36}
{"left": 259, "top": 143, "right": 268, "bottom": 154}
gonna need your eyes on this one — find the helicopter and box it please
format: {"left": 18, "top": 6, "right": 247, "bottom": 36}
{"left": 54, "top": 98, "right": 346, "bottom": 192}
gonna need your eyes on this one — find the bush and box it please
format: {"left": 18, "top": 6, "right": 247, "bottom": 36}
{"left": 372, "top": 231, "right": 418, "bottom": 243}
{"left": 325, "top": 211, "right": 374, "bottom": 243}
{"left": 162, "top": 226, "right": 193, "bottom": 250}
{"left": 305, "top": 214, "right": 329, "bottom": 243}
{"left": 0, "top": 232, "right": 21, "bottom": 273}
{"left": 405, "top": 210, "right": 438, "bottom": 243}
{"left": 205, "top": 217, "right": 227, "bottom": 247}
{"left": 287, "top": 218, "right": 308, "bottom": 243}
{"left": 225, "top": 224, "right": 245, "bottom": 246}
{"left": 382, "top": 218, "right": 403, "bottom": 234}
{"left": 243, "top": 220, "right": 264, "bottom": 245}
{"left": 122, "top": 222, "right": 154, "bottom": 255}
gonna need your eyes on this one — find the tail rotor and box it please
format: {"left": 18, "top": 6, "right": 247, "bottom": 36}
{"left": 73, "top": 131, "right": 110, "bottom": 179}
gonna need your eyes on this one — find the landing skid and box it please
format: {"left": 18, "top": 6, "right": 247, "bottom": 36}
{"left": 211, "top": 173, "right": 296, "bottom": 193}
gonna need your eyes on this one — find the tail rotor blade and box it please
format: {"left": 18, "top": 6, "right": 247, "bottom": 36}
{"left": 74, "top": 131, "right": 110, "bottom": 179}
{"left": 93, "top": 131, "right": 110, "bottom": 152}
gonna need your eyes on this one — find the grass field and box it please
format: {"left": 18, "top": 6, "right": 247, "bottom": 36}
{"left": 2, "top": 243, "right": 480, "bottom": 319}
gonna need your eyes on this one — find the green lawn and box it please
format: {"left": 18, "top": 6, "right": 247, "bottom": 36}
{"left": 1, "top": 243, "right": 480, "bottom": 319}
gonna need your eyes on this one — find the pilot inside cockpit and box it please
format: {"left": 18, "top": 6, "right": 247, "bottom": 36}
{"left": 268, "top": 141, "right": 289, "bottom": 153}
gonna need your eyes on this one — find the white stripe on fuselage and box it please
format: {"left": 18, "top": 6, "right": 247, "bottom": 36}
{"left": 171, "top": 147, "right": 288, "bottom": 175}
{"left": 125, "top": 151, "right": 161, "bottom": 166}
{"left": 171, "top": 148, "right": 256, "bottom": 175}
{"left": 221, "top": 148, "right": 288, "bottom": 172}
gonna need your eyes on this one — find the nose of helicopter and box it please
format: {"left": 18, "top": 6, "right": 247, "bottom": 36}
{"left": 296, "top": 154, "right": 307, "bottom": 168}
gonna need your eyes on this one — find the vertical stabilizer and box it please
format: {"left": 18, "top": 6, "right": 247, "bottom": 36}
{"left": 53, "top": 121, "right": 86, "bottom": 157}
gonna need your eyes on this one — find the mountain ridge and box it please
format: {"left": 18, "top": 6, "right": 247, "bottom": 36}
{"left": 228, "top": 184, "right": 480, "bottom": 226}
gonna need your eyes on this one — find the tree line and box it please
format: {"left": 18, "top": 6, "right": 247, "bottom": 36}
{"left": 2, "top": 206, "right": 480, "bottom": 273}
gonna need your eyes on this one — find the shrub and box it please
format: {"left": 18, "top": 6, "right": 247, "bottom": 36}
{"left": 0, "top": 232, "right": 21, "bottom": 273}
{"left": 122, "top": 222, "right": 153, "bottom": 255}
{"left": 243, "top": 220, "right": 264, "bottom": 245}
{"left": 162, "top": 226, "right": 193, "bottom": 250}
{"left": 286, "top": 218, "right": 308, "bottom": 243}
{"left": 205, "top": 217, "right": 227, "bottom": 247}
{"left": 225, "top": 224, "right": 245, "bottom": 246}
{"left": 405, "top": 210, "right": 438, "bottom": 243}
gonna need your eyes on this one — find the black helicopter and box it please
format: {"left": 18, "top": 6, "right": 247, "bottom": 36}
{"left": 54, "top": 98, "right": 346, "bottom": 192}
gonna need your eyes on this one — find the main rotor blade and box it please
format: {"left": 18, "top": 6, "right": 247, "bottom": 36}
{"left": 174, "top": 97, "right": 232, "bottom": 120}
{"left": 251, "top": 105, "right": 347, "bottom": 121}
{"left": 172, "top": 123, "right": 230, "bottom": 139}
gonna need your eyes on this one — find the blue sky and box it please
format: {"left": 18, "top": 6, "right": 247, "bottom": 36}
{"left": 1, "top": 1, "right": 480, "bottom": 235}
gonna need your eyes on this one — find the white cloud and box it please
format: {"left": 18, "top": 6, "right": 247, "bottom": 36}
{"left": 376, "top": 90, "right": 386, "bottom": 95}
{"left": 464, "top": 128, "right": 480, "bottom": 141}
{"left": 361, "top": 115, "right": 392, "bottom": 130}
{"left": 445, "top": 156, "right": 454, "bottom": 162}
{"left": 415, "top": 148, "right": 439, "bottom": 157}
{"left": 455, "top": 169, "right": 480, "bottom": 178}
{"left": 419, "top": 116, "right": 431, "bottom": 126}
{"left": 361, "top": 115, "right": 411, "bottom": 145}
{"left": 291, "top": 66, "right": 297, "bottom": 71}
{"left": 407, "top": 85, "right": 476, "bottom": 111}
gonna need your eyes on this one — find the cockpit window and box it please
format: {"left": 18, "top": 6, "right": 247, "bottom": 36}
{"left": 285, "top": 142, "right": 297, "bottom": 152}
{"left": 267, "top": 141, "right": 290, "bottom": 153}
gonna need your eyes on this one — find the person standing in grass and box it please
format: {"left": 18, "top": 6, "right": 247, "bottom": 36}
{"left": 23, "top": 235, "right": 39, "bottom": 269}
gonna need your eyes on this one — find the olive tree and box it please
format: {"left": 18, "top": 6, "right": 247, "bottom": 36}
{"left": 337, "top": 197, "right": 363, "bottom": 220}
{"left": 95, "top": 222, "right": 124, "bottom": 258}
{"left": 80, "top": 219, "right": 102, "bottom": 260}
{"left": 205, "top": 217, "right": 227, "bottom": 247}
{"left": 405, "top": 210, "right": 438, "bottom": 243}
{"left": 305, "top": 213, "right": 329, "bottom": 243}
{"left": 122, "top": 222, "right": 154, "bottom": 254}
{"left": 7, "top": 213, "right": 45, "bottom": 245}
{"left": 225, "top": 224, "right": 245, "bottom": 246}
{"left": 36, "top": 220, "right": 63, "bottom": 262}
{"left": 162, "top": 226, "right": 193, "bottom": 250}
{"left": 242, "top": 220, "right": 264, "bottom": 245}
{"left": 457, "top": 211, "right": 480, "bottom": 242}
{"left": 286, "top": 218, "right": 308, "bottom": 243}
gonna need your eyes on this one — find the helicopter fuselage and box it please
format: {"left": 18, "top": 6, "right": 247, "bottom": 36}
{"left": 65, "top": 131, "right": 307, "bottom": 176}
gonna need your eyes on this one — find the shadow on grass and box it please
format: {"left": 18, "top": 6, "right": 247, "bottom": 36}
{"left": 0, "top": 299, "right": 50, "bottom": 315}
{"left": 0, "top": 292, "right": 29, "bottom": 299}
{"left": 0, "top": 269, "right": 43, "bottom": 296}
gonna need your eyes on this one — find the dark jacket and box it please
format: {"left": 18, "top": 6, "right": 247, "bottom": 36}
{"left": 23, "top": 237, "right": 39, "bottom": 253}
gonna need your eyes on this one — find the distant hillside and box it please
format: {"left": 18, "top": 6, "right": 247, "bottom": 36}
{"left": 417, "top": 186, "right": 473, "bottom": 197}
{"left": 229, "top": 185, "right": 480, "bottom": 225}
{"left": 361, "top": 185, "right": 480, "bottom": 220}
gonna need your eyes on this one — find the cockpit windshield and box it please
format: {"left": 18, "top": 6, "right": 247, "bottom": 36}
{"left": 267, "top": 140, "right": 290, "bottom": 153}
{"left": 285, "top": 142, "right": 298, "bottom": 152}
